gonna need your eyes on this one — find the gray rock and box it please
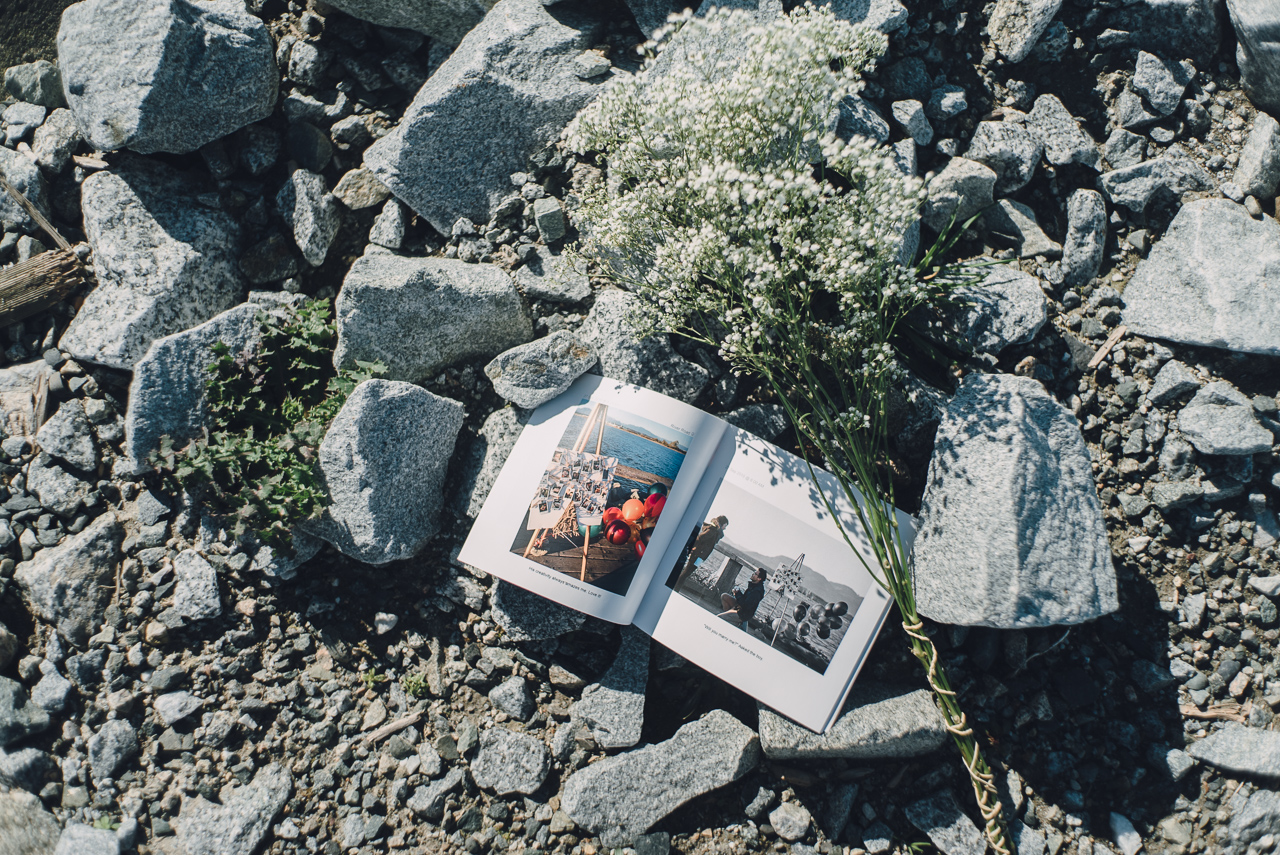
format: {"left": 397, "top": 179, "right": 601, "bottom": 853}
{"left": 56, "top": 0, "right": 276, "bottom": 154}
{"left": 175, "top": 763, "right": 292, "bottom": 855}
{"left": 533, "top": 197, "right": 567, "bottom": 243}
{"left": 53, "top": 823, "right": 120, "bottom": 855}
{"left": 838, "top": 96, "right": 891, "bottom": 143}
{"left": 1125, "top": 199, "right": 1280, "bottom": 355}
{"left": 0, "top": 744, "right": 57, "bottom": 793}
{"left": 1250, "top": 575, "right": 1280, "bottom": 598}
{"left": 1108, "top": 0, "right": 1220, "bottom": 63}
{"left": 1188, "top": 723, "right": 1280, "bottom": 777}
{"left": 0, "top": 624, "right": 15, "bottom": 671}
{"left": 723, "top": 403, "right": 788, "bottom": 442}
{"left": 1222, "top": 787, "right": 1280, "bottom": 855}
{"left": 904, "top": 790, "right": 987, "bottom": 855}
{"left": 1099, "top": 147, "right": 1213, "bottom": 213}
{"left": 277, "top": 169, "right": 340, "bottom": 267}
{"left": 913, "top": 373, "right": 1118, "bottom": 628}
{"left": 87, "top": 719, "right": 139, "bottom": 784}
{"left": 1233, "top": 112, "right": 1280, "bottom": 200}
{"left": 622, "top": 0, "right": 684, "bottom": 37}
{"left": 334, "top": 254, "right": 532, "bottom": 384}
{"left": 32, "top": 108, "right": 81, "bottom": 174}
{"left": 0, "top": 146, "right": 50, "bottom": 235}
{"left": 1151, "top": 480, "right": 1204, "bottom": 511}
{"left": 769, "top": 802, "right": 812, "bottom": 842}
{"left": 891, "top": 100, "right": 933, "bottom": 146}
{"left": 863, "top": 821, "right": 894, "bottom": 854}
{"left": 984, "top": 199, "right": 1061, "bottom": 258}
{"left": 948, "top": 265, "right": 1047, "bottom": 356}
{"left": 368, "top": 199, "right": 406, "bottom": 250}
{"left": 324, "top": 0, "right": 495, "bottom": 43}
{"left": 1132, "top": 52, "right": 1193, "bottom": 116}
{"left": 60, "top": 157, "right": 246, "bottom": 370}
{"left": 1179, "top": 383, "right": 1274, "bottom": 456}
{"left": 456, "top": 407, "right": 530, "bottom": 519}
{"left": 364, "top": 0, "right": 605, "bottom": 235}
{"left": 302, "top": 380, "right": 464, "bottom": 564}
{"left": 155, "top": 691, "right": 203, "bottom": 726}
{"left": 514, "top": 247, "right": 592, "bottom": 303}
{"left": 286, "top": 121, "right": 332, "bottom": 174}
{"left": 1228, "top": 0, "right": 1280, "bottom": 117}
{"left": 965, "top": 120, "right": 1043, "bottom": 194}
{"left": 25, "top": 452, "right": 91, "bottom": 518}
{"left": 1103, "top": 128, "right": 1147, "bottom": 170}
{"left": 124, "top": 303, "right": 259, "bottom": 469}
{"left": 488, "top": 676, "right": 535, "bottom": 721}
{"left": 571, "top": 627, "right": 649, "bottom": 749}
{"left": 0, "top": 678, "right": 51, "bottom": 747}
{"left": 826, "top": 0, "right": 908, "bottom": 32}
{"left": 332, "top": 168, "right": 391, "bottom": 211}
{"left": 239, "top": 233, "right": 300, "bottom": 286}
{"left": 561, "top": 709, "right": 760, "bottom": 846}
{"left": 988, "top": 0, "right": 1062, "bottom": 63}
{"left": 173, "top": 550, "right": 221, "bottom": 620}
{"left": 490, "top": 580, "right": 586, "bottom": 640}
{"left": 1117, "top": 87, "right": 1163, "bottom": 130}
{"left": 925, "top": 85, "right": 968, "bottom": 122}
{"left": 35, "top": 400, "right": 97, "bottom": 472}
{"left": 1061, "top": 189, "right": 1106, "bottom": 289}
{"left": 922, "top": 157, "right": 996, "bottom": 232}
{"left": 31, "top": 667, "right": 72, "bottom": 713}
{"left": 1147, "top": 360, "right": 1201, "bottom": 406}
{"left": 0, "top": 790, "right": 61, "bottom": 852}
{"left": 484, "top": 331, "right": 597, "bottom": 409}
{"left": 470, "top": 726, "right": 551, "bottom": 795}
{"left": 758, "top": 683, "right": 947, "bottom": 760}
{"left": 4, "top": 60, "right": 64, "bottom": 109}
{"left": 577, "top": 290, "right": 710, "bottom": 404}
{"left": 13, "top": 513, "right": 120, "bottom": 646}
{"left": 407, "top": 767, "right": 464, "bottom": 820}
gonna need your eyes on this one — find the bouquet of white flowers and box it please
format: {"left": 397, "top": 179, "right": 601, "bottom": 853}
{"left": 566, "top": 5, "right": 1012, "bottom": 853}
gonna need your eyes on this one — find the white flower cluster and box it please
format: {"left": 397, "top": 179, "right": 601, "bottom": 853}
{"left": 565, "top": 4, "right": 937, "bottom": 395}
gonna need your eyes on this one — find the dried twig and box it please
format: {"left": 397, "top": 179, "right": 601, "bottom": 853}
{"left": 1181, "top": 703, "right": 1246, "bottom": 723}
{"left": 0, "top": 174, "right": 71, "bottom": 251}
{"left": 1087, "top": 325, "right": 1128, "bottom": 370}
{"left": 364, "top": 711, "right": 422, "bottom": 744}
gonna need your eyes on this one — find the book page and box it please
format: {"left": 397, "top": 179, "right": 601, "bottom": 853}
{"left": 459, "top": 375, "right": 726, "bottom": 624}
{"left": 633, "top": 428, "right": 910, "bottom": 732}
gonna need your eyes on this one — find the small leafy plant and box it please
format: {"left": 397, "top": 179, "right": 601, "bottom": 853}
{"left": 149, "top": 301, "right": 385, "bottom": 551}
{"left": 401, "top": 671, "right": 430, "bottom": 698}
{"left": 361, "top": 669, "right": 389, "bottom": 691}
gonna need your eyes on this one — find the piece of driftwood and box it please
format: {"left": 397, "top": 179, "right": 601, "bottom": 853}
{"left": 0, "top": 174, "right": 72, "bottom": 251}
{"left": 0, "top": 249, "right": 86, "bottom": 327}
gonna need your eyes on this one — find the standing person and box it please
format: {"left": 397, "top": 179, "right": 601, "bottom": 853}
{"left": 674, "top": 515, "right": 728, "bottom": 590}
{"left": 721, "top": 567, "right": 768, "bottom": 630}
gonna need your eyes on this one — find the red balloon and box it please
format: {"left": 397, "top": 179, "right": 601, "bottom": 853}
{"left": 605, "top": 520, "right": 631, "bottom": 545}
{"left": 621, "top": 498, "right": 645, "bottom": 521}
{"left": 633, "top": 538, "right": 646, "bottom": 558}
{"left": 643, "top": 493, "right": 667, "bottom": 520}
{"left": 602, "top": 507, "right": 624, "bottom": 526}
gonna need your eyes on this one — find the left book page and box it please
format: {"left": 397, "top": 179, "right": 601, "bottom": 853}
{"left": 459, "top": 375, "right": 728, "bottom": 625}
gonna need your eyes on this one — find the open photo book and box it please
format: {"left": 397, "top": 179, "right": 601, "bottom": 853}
{"left": 459, "top": 375, "right": 915, "bottom": 733}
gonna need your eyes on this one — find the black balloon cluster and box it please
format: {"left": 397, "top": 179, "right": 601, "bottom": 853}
{"left": 793, "top": 600, "right": 849, "bottom": 640}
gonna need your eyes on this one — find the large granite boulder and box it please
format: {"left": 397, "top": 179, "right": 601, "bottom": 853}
{"left": 570, "top": 627, "right": 649, "bottom": 750}
{"left": 561, "top": 710, "right": 760, "bottom": 847}
{"left": 363, "top": 0, "right": 606, "bottom": 235}
{"left": 59, "top": 157, "right": 246, "bottom": 370}
{"left": 947, "top": 265, "right": 1047, "bottom": 356}
{"left": 56, "top": 0, "right": 277, "bottom": 154}
{"left": 322, "top": 0, "right": 496, "bottom": 44}
{"left": 913, "top": 374, "right": 1118, "bottom": 628}
{"left": 334, "top": 254, "right": 532, "bottom": 383}
{"left": 1177, "top": 382, "right": 1274, "bottom": 456}
{"left": 125, "top": 303, "right": 260, "bottom": 469}
{"left": 302, "top": 380, "right": 465, "bottom": 564}
{"left": 1123, "top": 198, "right": 1280, "bottom": 357}
{"left": 1228, "top": 0, "right": 1280, "bottom": 115}
{"left": 13, "top": 513, "right": 121, "bottom": 647}
{"left": 484, "top": 331, "right": 596, "bottom": 409}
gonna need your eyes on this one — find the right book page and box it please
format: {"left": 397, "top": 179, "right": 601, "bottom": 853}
{"left": 633, "top": 427, "right": 911, "bottom": 733}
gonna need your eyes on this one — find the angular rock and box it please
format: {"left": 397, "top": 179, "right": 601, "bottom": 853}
{"left": 490, "top": 580, "right": 586, "bottom": 640}
{"left": 1099, "top": 147, "right": 1213, "bottom": 213}
{"left": 125, "top": 303, "right": 259, "bottom": 469}
{"left": 891, "top": 100, "right": 933, "bottom": 146}
{"left": 1178, "top": 383, "right": 1273, "bottom": 456}
{"left": 1151, "top": 480, "right": 1204, "bottom": 512}
{"left": 13, "top": 513, "right": 120, "bottom": 646}
{"left": 1108, "top": 0, "right": 1220, "bottom": 63}
{"left": 1233, "top": 112, "right": 1280, "bottom": 200}
{"left": 332, "top": 167, "right": 390, "bottom": 210}
{"left": 0, "top": 678, "right": 51, "bottom": 747}
{"left": 922, "top": 157, "right": 996, "bottom": 232}
{"left": 723, "top": 403, "right": 788, "bottom": 442}
{"left": 302, "top": 380, "right": 464, "bottom": 564}
{"left": 489, "top": 676, "right": 535, "bottom": 721}
{"left": 1132, "top": 51, "right": 1193, "bottom": 116}
{"left": 561, "top": 710, "right": 760, "bottom": 846}
{"left": 25, "top": 453, "right": 91, "bottom": 518}
{"left": 60, "top": 157, "right": 245, "bottom": 370}
{"left": 470, "top": 727, "right": 551, "bottom": 795}
{"left": 173, "top": 550, "right": 221, "bottom": 620}
{"left": 1228, "top": 0, "right": 1280, "bottom": 117}
{"left": 364, "top": 0, "right": 605, "bottom": 235}
{"left": 35, "top": 400, "right": 97, "bottom": 472}
{"left": 0, "top": 744, "right": 57, "bottom": 794}
{"left": 32, "top": 108, "right": 80, "bottom": 175}
{"left": 1188, "top": 724, "right": 1280, "bottom": 778}
{"left": 514, "top": 247, "right": 591, "bottom": 303}
{"left": 905, "top": 790, "right": 987, "bottom": 855}
{"left": 324, "top": 0, "right": 496, "bottom": 43}
{"left": 1117, "top": 88, "right": 1163, "bottom": 130}
{"left": 0, "top": 790, "right": 61, "bottom": 852}
{"left": 335, "top": 254, "right": 532, "bottom": 384}
{"left": 407, "top": 768, "right": 464, "bottom": 821}
{"left": 1222, "top": 787, "right": 1280, "bottom": 855}
{"left": 577, "top": 290, "right": 710, "bottom": 404}
{"left": 456, "top": 408, "right": 531, "bottom": 519}
{"left": 769, "top": 802, "right": 812, "bottom": 842}
{"left": 571, "top": 627, "right": 649, "bottom": 750}
{"left": 4, "top": 60, "right": 64, "bottom": 109}
{"left": 53, "top": 823, "right": 120, "bottom": 855}
{"left": 1061, "top": 189, "right": 1106, "bottom": 289}
{"left": 964, "top": 120, "right": 1042, "bottom": 194}
{"left": 623, "top": 0, "right": 685, "bottom": 37}
{"left": 913, "top": 374, "right": 1118, "bottom": 627}
{"left": 56, "top": 0, "right": 277, "bottom": 154}
{"left": 533, "top": 196, "right": 567, "bottom": 243}
{"left": 1147, "top": 360, "right": 1201, "bottom": 406}
{"left": 175, "top": 763, "right": 292, "bottom": 855}
{"left": 155, "top": 691, "right": 203, "bottom": 726}
{"left": 239, "top": 233, "right": 300, "bottom": 285}
{"left": 87, "top": 719, "right": 139, "bottom": 784}
{"left": 31, "top": 668, "right": 72, "bottom": 714}
{"left": 948, "top": 265, "right": 1048, "bottom": 355}
{"left": 1103, "top": 128, "right": 1146, "bottom": 170}
{"left": 368, "top": 199, "right": 406, "bottom": 250}
{"left": 984, "top": 199, "right": 1061, "bottom": 258}
{"left": 758, "top": 683, "right": 947, "bottom": 760}
{"left": 0, "top": 146, "right": 50, "bottom": 234}
{"left": 1123, "top": 199, "right": 1280, "bottom": 356}
{"left": 988, "top": 0, "right": 1063, "bottom": 63}
{"left": 277, "top": 169, "right": 340, "bottom": 267}
{"left": 925, "top": 85, "right": 968, "bottom": 123}
{"left": 828, "top": 0, "right": 908, "bottom": 33}
{"left": 839, "top": 96, "right": 891, "bottom": 142}
{"left": 484, "top": 331, "right": 597, "bottom": 409}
